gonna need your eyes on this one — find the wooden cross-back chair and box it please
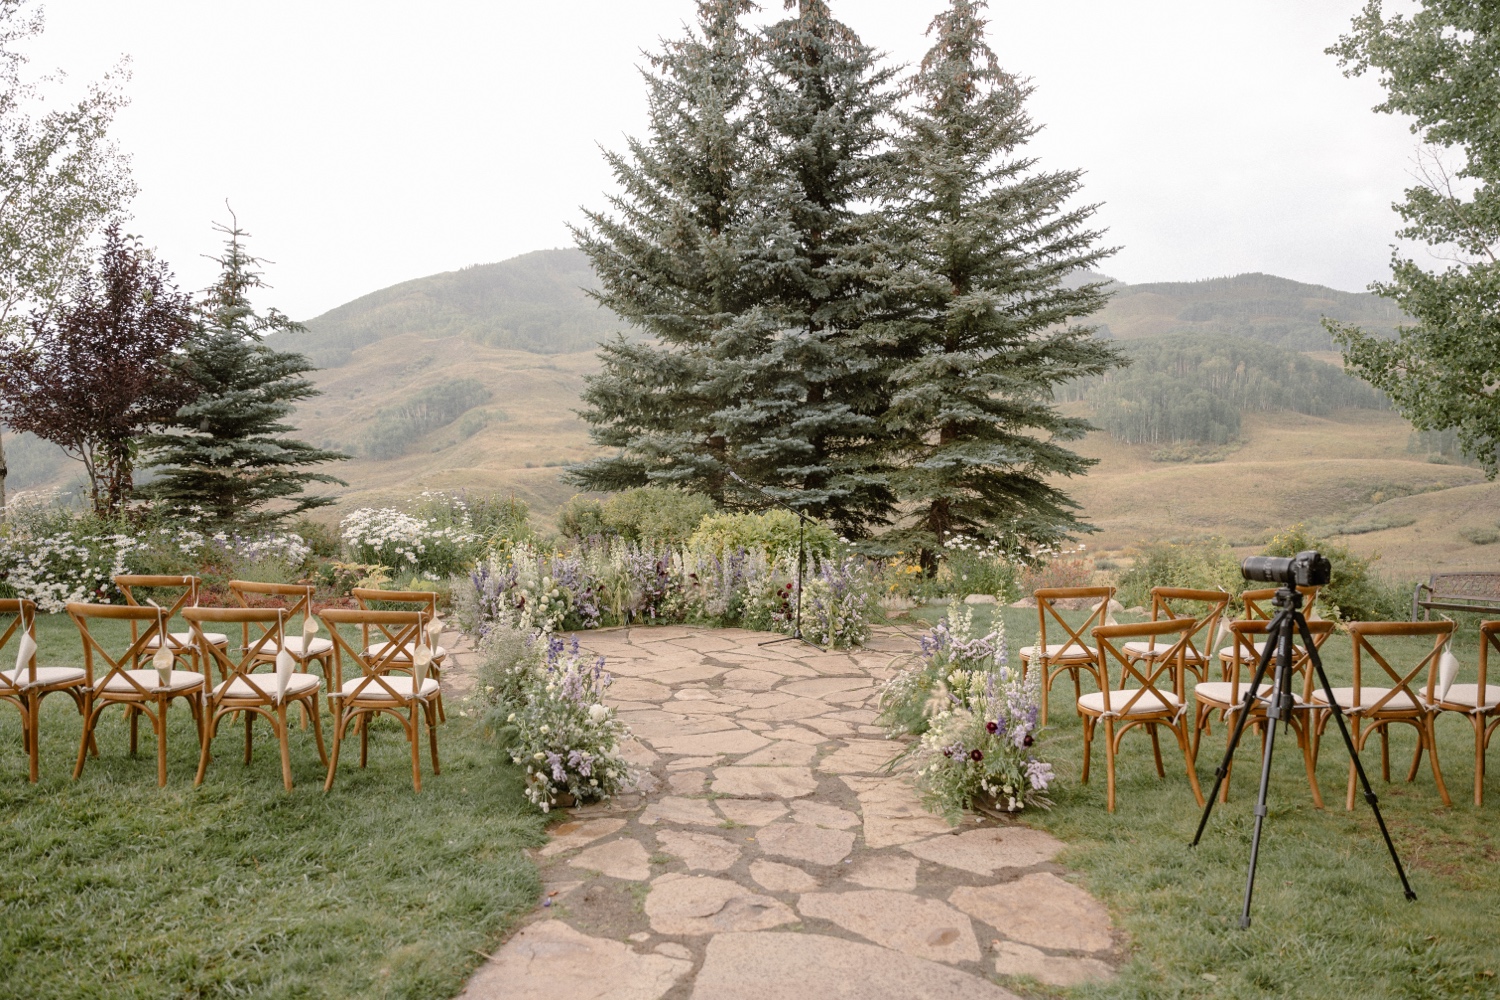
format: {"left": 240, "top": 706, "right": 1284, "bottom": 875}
{"left": 229, "top": 580, "right": 334, "bottom": 686}
{"left": 184, "top": 606, "right": 327, "bottom": 791}
{"left": 350, "top": 588, "right": 448, "bottom": 721}
{"left": 1312, "top": 620, "right": 1455, "bottom": 810}
{"left": 1124, "top": 587, "right": 1230, "bottom": 685}
{"left": 1216, "top": 586, "right": 1322, "bottom": 679}
{"left": 318, "top": 608, "right": 441, "bottom": 792}
{"left": 1430, "top": 622, "right": 1500, "bottom": 805}
{"left": 1191, "top": 618, "right": 1337, "bottom": 808}
{"left": 68, "top": 602, "right": 207, "bottom": 786}
{"left": 1078, "top": 618, "right": 1205, "bottom": 812}
{"left": 1, "top": 598, "right": 89, "bottom": 782}
{"left": 113, "top": 575, "right": 227, "bottom": 671}
{"left": 1019, "top": 586, "right": 1115, "bottom": 725}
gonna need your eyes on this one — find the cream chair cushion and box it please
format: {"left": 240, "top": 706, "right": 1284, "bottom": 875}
{"left": 98, "top": 669, "right": 205, "bottom": 693}
{"left": 1078, "top": 689, "right": 1180, "bottom": 716}
{"left": 342, "top": 675, "right": 440, "bottom": 702}
{"left": 147, "top": 632, "right": 228, "bottom": 648}
{"left": 1428, "top": 683, "right": 1500, "bottom": 712}
{"left": 214, "top": 673, "right": 321, "bottom": 700}
{"left": 264, "top": 636, "right": 333, "bottom": 656}
{"left": 1124, "top": 640, "right": 1204, "bottom": 660}
{"left": 1312, "top": 686, "right": 1418, "bottom": 713}
{"left": 0, "top": 665, "right": 86, "bottom": 689}
{"left": 1219, "top": 641, "right": 1304, "bottom": 661}
{"left": 364, "top": 641, "right": 448, "bottom": 662}
{"left": 1193, "top": 681, "right": 1309, "bottom": 707}
{"left": 1018, "top": 642, "right": 1093, "bottom": 661}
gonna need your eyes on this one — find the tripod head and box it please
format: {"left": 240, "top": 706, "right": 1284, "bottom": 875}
{"left": 1272, "top": 586, "right": 1304, "bottom": 612}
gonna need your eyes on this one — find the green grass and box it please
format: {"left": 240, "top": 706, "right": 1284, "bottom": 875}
{"left": 1, "top": 613, "right": 546, "bottom": 1000}
{"left": 903, "top": 605, "right": 1500, "bottom": 999}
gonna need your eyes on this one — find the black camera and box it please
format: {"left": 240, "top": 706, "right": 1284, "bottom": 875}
{"left": 1240, "top": 550, "right": 1332, "bottom": 588}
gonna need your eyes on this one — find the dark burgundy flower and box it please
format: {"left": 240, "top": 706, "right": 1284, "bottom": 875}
{"left": 985, "top": 721, "right": 998, "bottom": 734}
{"left": 1023, "top": 734, "right": 1034, "bottom": 747}
{"left": 970, "top": 749, "right": 983, "bottom": 761}
{"left": 942, "top": 748, "right": 953, "bottom": 758}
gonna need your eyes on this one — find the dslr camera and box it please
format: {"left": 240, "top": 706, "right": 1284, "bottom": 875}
{"left": 1240, "top": 550, "right": 1332, "bottom": 588}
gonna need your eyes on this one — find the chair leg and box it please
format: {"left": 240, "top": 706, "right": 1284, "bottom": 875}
{"left": 1221, "top": 714, "right": 1236, "bottom": 804}
{"left": 1038, "top": 661, "right": 1049, "bottom": 727}
{"left": 1104, "top": 718, "right": 1117, "bottom": 812}
{"left": 129, "top": 705, "right": 140, "bottom": 756}
{"left": 309, "top": 694, "right": 328, "bottom": 766}
{"left": 1380, "top": 726, "right": 1390, "bottom": 783}
{"left": 360, "top": 715, "right": 369, "bottom": 769}
{"left": 426, "top": 700, "right": 440, "bottom": 775}
{"left": 1190, "top": 704, "right": 1205, "bottom": 764}
{"left": 196, "top": 708, "right": 219, "bottom": 786}
{"left": 1148, "top": 724, "right": 1165, "bottom": 778}
{"left": 26, "top": 694, "right": 40, "bottom": 783}
{"left": 244, "top": 709, "right": 254, "bottom": 765}
{"left": 73, "top": 695, "right": 99, "bottom": 780}
{"left": 1406, "top": 729, "right": 1424, "bottom": 783}
{"left": 410, "top": 704, "right": 423, "bottom": 792}
{"left": 1475, "top": 716, "right": 1486, "bottom": 807}
{"left": 1174, "top": 722, "right": 1205, "bottom": 808}
{"left": 276, "top": 704, "right": 294, "bottom": 792}
{"left": 1346, "top": 720, "right": 1364, "bottom": 811}
{"left": 323, "top": 705, "right": 344, "bottom": 792}
{"left": 1080, "top": 715, "right": 1093, "bottom": 784}
{"left": 155, "top": 700, "right": 168, "bottom": 787}
{"left": 1425, "top": 715, "right": 1452, "bottom": 807}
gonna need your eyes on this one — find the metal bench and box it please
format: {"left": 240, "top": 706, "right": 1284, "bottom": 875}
{"left": 1413, "top": 572, "right": 1500, "bottom": 620}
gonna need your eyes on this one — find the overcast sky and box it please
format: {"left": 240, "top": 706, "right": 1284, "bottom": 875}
{"left": 29, "top": 0, "right": 1417, "bottom": 321}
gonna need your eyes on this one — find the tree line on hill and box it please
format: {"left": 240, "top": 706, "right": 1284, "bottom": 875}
{"left": 1056, "top": 333, "right": 1388, "bottom": 446}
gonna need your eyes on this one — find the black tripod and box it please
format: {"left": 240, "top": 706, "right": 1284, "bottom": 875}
{"left": 1191, "top": 585, "right": 1415, "bottom": 927}
{"left": 725, "top": 471, "right": 822, "bottom": 651}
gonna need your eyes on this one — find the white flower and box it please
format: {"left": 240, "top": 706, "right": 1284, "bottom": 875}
{"left": 588, "top": 704, "right": 608, "bottom": 722}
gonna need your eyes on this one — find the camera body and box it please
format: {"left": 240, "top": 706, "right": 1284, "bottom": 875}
{"left": 1240, "top": 550, "right": 1332, "bottom": 588}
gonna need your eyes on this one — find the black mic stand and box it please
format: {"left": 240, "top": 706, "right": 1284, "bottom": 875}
{"left": 1190, "top": 585, "right": 1415, "bottom": 927}
{"left": 725, "top": 470, "right": 823, "bottom": 651}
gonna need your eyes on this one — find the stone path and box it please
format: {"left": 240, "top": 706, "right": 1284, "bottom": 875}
{"left": 453, "top": 626, "right": 1122, "bottom": 999}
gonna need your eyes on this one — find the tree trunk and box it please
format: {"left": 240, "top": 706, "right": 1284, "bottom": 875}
{"left": 0, "top": 425, "right": 8, "bottom": 517}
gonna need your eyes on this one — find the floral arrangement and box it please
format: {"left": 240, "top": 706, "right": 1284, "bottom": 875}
{"left": 797, "top": 555, "right": 877, "bottom": 648}
{"left": 476, "top": 629, "right": 632, "bottom": 811}
{"left": 0, "top": 515, "right": 137, "bottom": 612}
{"left": 878, "top": 605, "right": 1001, "bottom": 736}
{"left": 893, "top": 610, "right": 1055, "bottom": 819}
{"left": 340, "top": 506, "right": 480, "bottom": 580}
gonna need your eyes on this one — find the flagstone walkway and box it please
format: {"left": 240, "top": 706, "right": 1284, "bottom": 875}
{"left": 452, "top": 626, "right": 1123, "bottom": 1000}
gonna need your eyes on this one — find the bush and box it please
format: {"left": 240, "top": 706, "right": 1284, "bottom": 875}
{"left": 340, "top": 506, "right": 480, "bottom": 580}
{"left": 691, "top": 509, "right": 837, "bottom": 561}
{"left": 558, "top": 488, "right": 714, "bottom": 547}
{"left": 556, "top": 495, "right": 607, "bottom": 540}
{"left": 1115, "top": 539, "right": 1242, "bottom": 609}
{"left": 1261, "top": 524, "right": 1409, "bottom": 621}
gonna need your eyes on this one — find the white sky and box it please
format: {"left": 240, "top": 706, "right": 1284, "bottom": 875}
{"left": 29, "top": 0, "right": 1416, "bottom": 321}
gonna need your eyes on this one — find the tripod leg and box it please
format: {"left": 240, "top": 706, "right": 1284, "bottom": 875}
{"left": 1239, "top": 695, "right": 1285, "bottom": 928}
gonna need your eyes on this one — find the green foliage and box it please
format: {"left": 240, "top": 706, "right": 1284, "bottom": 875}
{"left": 1262, "top": 523, "right": 1409, "bottom": 621}
{"left": 690, "top": 509, "right": 837, "bottom": 561}
{"left": 1116, "top": 539, "right": 1243, "bottom": 609}
{"left": 556, "top": 495, "right": 607, "bottom": 540}
{"left": 291, "top": 515, "right": 340, "bottom": 558}
{"left": 363, "top": 379, "right": 492, "bottom": 459}
{"left": 1327, "top": 3, "right": 1500, "bottom": 478}
{"left": 556, "top": 488, "right": 714, "bottom": 546}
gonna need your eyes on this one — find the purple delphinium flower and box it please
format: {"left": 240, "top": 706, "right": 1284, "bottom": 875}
{"left": 545, "top": 751, "right": 566, "bottom": 783}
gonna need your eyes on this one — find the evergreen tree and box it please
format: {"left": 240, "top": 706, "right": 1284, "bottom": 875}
{"left": 140, "top": 216, "right": 346, "bottom": 525}
{"left": 879, "top": 0, "right": 1121, "bottom": 568}
{"left": 569, "top": 0, "right": 774, "bottom": 503}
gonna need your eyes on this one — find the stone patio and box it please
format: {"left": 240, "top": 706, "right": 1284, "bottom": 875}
{"left": 452, "top": 626, "right": 1122, "bottom": 999}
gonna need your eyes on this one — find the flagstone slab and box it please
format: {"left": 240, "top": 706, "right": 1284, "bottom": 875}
{"left": 798, "top": 890, "right": 982, "bottom": 964}
{"left": 618, "top": 738, "right": 658, "bottom": 768}
{"left": 568, "top": 837, "right": 653, "bottom": 881}
{"left": 656, "top": 829, "right": 742, "bottom": 871}
{"left": 734, "top": 741, "right": 819, "bottom": 767}
{"left": 715, "top": 799, "right": 788, "bottom": 826}
{"left": 539, "top": 818, "right": 628, "bottom": 857}
{"left": 645, "top": 875, "right": 796, "bottom": 935}
{"left": 640, "top": 796, "right": 720, "bottom": 827}
{"left": 610, "top": 678, "right": 673, "bottom": 703}
{"left": 668, "top": 634, "right": 744, "bottom": 653}
{"left": 722, "top": 668, "right": 782, "bottom": 691}
{"left": 690, "top": 932, "right": 1022, "bottom": 1000}
{"left": 666, "top": 770, "right": 708, "bottom": 795}
{"left": 668, "top": 699, "right": 743, "bottom": 716}
{"left": 778, "top": 677, "right": 874, "bottom": 699}
{"left": 842, "top": 775, "right": 952, "bottom": 848}
{"left": 673, "top": 688, "right": 717, "bottom": 701}
{"left": 790, "top": 799, "right": 859, "bottom": 829}
{"left": 617, "top": 710, "right": 740, "bottom": 740}
{"left": 711, "top": 766, "right": 819, "bottom": 799}
{"left": 765, "top": 726, "right": 830, "bottom": 746}
{"left": 665, "top": 755, "right": 721, "bottom": 770}
{"left": 649, "top": 664, "right": 729, "bottom": 685}
{"left": 951, "top": 873, "right": 1112, "bottom": 952}
{"left": 756, "top": 822, "right": 856, "bottom": 866}
{"left": 817, "top": 740, "right": 898, "bottom": 774}
{"left": 905, "top": 828, "right": 1065, "bottom": 877}
{"left": 802, "top": 717, "right": 856, "bottom": 737}
{"left": 844, "top": 854, "right": 919, "bottom": 891}
{"left": 829, "top": 709, "right": 879, "bottom": 724}
{"left": 993, "top": 942, "right": 1115, "bottom": 986}
{"left": 749, "top": 859, "right": 820, "bottom": 893}
{"left": 655, "top": 729, "right": 771, "bottom": 757}
{"left": 458, "top": 919, "right": 689, "bottom": 1000}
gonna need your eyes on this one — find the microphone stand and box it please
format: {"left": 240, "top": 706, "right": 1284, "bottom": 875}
{"left": 725, "top": 470, "right": 823, "bottom": 651}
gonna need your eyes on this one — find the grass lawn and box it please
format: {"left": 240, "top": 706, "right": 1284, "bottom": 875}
{"left": 902, "top": 604, "right": 1500, "bottom": 1000}
{"left": 0, "top": 612, "right": 546, "bottom": 1000}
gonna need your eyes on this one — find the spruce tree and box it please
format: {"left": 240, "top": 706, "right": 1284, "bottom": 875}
{"left": 140, "top": 217, "right": 346, "bottom": 525}
{"left": 880, "top": 0, "right": 1122, "bottom": 569}
{"left": 569, "top": 0, "right": 774, "bottom": 503}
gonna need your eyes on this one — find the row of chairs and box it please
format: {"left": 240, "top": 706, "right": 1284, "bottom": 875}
{"left": 0, "top": 576, "right": 452, "bottom": 791}
{"left": 1019, "top": 585, "right": 1500, "bottom": 812}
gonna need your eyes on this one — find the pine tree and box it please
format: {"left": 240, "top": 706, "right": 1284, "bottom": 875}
{"left": 568, "top": 0, "right": 773, "bottom": 503}
{"left": 879, "top": 0, "right": 1122, "bottom": 569}
{"left": 140, "top": 216, "right": 346, "bottom": 525}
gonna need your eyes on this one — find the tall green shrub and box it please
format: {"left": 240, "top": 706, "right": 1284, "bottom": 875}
{"left": 1261, "top": 524, "right": 1408, "bottom": 621}
{"left": 690, "top": 509, "right": 837, "bottom": 561}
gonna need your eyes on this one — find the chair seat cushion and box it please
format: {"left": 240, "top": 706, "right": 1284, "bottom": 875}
{"left": 1194, "top": 681, "right": 1309, "bottom": 708}
{"left": 365, "top": 641, "right": 448, "bottom": 662}
{"left": 1425, "top": 683, "right": 1500, "bottom": 712}
{"left": 1219, "top": 642, "right": 1304, "bottom": 660}
{"left": 342, "top": 675, "right": 440, "bottom": 702}
{"left": 1, "top": 665, "right": 87, "bottom": 689}
{"left": 98, "top": 669, "right": 205, "bottom": 694}
{"left": 147, "top": 632, "right": 229, "bottom": 648}
{"left": 1018, "top": 643, "right": 1093, "bottom": 661}
{"left": 264, "top": 636, "right": 333, "bottom": 656}
{"left": 1078, "top": 689, "right": 1181, "bottom": 716}
{"left": 1311, "top": 686, "right": 1418, "bottom": 713}
{"left": 214, "top": 673, "right": 321, "bottom": 701}
{"left": 1123, "top": 640, "right": 1204, "bottom": 661}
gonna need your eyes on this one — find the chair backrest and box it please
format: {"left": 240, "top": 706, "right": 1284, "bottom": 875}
{"left": 114, "top": 575, "right": 200, "bottom": 652}
{"left": 228, "top": 580, "right": 316, "bottom": 647}
{"left": 1347, "top": 620, "right": 1454, "bottom": 713}
{"left": 1480, "top": 622, "right": 1500, "bottom": 698}
{"left": 318, "top": 607, "right": 431, "bottom": 702}
{"left": 1145, "top": 586, "right": 1230, "bottom": 659}
{"left": 0, "top": 598, "right": 39, "bottom": 692}
{"left": 1034, "top": 586, "right": 1115, "bottom": 660}
{"left": 350, "top": 588, "right": 440, "bottom": 652}
{"left": 182, "top": 606, "right": 289, "bottom": 702}
{"left": 66, "top": 602, "right": 174, "bottom": 695}
{"left": 1221, "top": 618, "right": 1337, "bottom": 703}
{"left": 1240, "top": 586, "right": 1321, "bottom": 621}
{"left": 1091, "top": 618, "right": 1194, "bottom": 714}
